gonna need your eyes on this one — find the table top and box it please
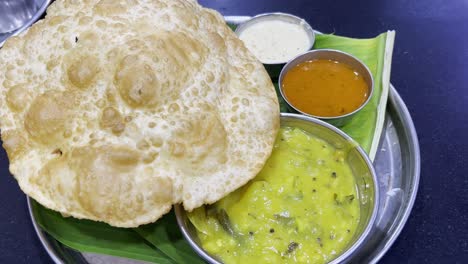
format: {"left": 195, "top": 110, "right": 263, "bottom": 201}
{"left": 1, "top": 0, "right": 467, "bottom": 263}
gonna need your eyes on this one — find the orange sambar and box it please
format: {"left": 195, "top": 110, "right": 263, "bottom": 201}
{"left": 282, "top": 59, "right": 369, "bottom": 117}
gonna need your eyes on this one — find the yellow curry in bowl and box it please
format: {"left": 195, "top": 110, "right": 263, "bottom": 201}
{"left": 188, "top": 126, "right": 360, "bottom": 264}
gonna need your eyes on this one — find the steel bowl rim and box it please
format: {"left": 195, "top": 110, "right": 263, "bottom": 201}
{"left": 175, "top": 112, "right": 380, "bottom": 264}
{"left": 278, "top": 49, "right": 375, "bottom": 121}
{"left": 234, "top": 12, "right": 316, "bottom": 65}
{"left": 0, "top": 0, "right": 52, "bottom": 47}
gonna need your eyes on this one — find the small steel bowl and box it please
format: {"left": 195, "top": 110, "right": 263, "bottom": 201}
{"left": 0, "top": 0, "right": 52, "bottom": 47}
{"left": 175, "top": 113, "right": 379, "bottom": 264}
{"left": 234, "top": 13, "right": 315, "bottom": 77}
{"left": 279, "top": 49, "right": 374, "bottom": 127}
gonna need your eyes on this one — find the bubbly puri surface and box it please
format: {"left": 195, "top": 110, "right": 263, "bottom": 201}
{"left": 0, "top": 0, "right": 279, "bottom": 227}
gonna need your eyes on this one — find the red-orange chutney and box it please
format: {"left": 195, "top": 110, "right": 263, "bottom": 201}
{"left": 282, "top": 59, "right": 369, "bottom": 117}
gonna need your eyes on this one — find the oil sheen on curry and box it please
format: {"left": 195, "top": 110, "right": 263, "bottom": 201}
{"left": 282, "top": 59, "right": 369, "bottom": 117}
{"left": 188, "top": 127, "right": 360, "bottom": 263}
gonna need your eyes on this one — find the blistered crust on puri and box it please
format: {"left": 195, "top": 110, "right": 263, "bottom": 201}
{"left": 0, "top": 0, "right": 279, "bottom": 227}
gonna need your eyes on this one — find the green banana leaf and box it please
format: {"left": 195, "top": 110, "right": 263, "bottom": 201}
{"left": 30, "top": 200, "right": 175, "bottom": 264}
{"left": 313, "top": 32, "right": 395, "bottom": 160}
{"left": 31, "top": 27, "right": 394, "bottom": 263}
{"left": 135, "top": 212, "right": 205, "bottom": 264}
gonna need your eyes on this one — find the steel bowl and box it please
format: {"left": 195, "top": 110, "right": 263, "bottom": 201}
{"left": 175, "top": 113, "right": 379, "bottom": 264}
{"left": 234, "top": 12, "right": 315, "bottom": 77}
{"left": 0, "top": 0, "right": 52, "bottom": 47}
{"left": 279, "top": 49, "right": 374, "bottom": 127}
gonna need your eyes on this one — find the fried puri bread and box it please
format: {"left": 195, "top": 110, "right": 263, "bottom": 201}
{"left": 0, "top": 0, "right": 279, "bottom": 227}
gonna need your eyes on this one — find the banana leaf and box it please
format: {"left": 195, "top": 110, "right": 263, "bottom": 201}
{"left": 31, "top": 27, "right": 394, "bottom": 263}
{"left": 313, "top": 32, "right": 395, "bottom": 160}
{"left": 135, "top": 211, "right": 205, "bottom": 264}
{"left": 30, "top": 200, "right": 174, "bottom": 263}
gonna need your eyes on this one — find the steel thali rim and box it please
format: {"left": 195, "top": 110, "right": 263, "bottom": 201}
{"left": 368, "top": 88, "right": 421, "bottom": 264}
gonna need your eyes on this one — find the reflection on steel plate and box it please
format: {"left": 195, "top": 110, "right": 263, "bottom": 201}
{"left": 0, "top": 0, "right": 40, "bottom": 34}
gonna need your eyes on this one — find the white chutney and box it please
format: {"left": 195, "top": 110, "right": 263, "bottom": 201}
{"left": 238, "top": 19, "right": 311, "bottom": 64}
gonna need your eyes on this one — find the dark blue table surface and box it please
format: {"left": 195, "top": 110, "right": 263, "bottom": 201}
{"left": 1, "top": 0, "right": 467, "bottom": 263}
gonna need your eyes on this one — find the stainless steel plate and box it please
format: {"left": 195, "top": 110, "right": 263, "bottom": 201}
{"left": 0, "top": 0, "right": 51, "bottom": 47}
{"left": 24, "top": 15, "right": 420, "bottom": 264}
